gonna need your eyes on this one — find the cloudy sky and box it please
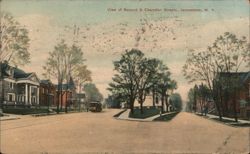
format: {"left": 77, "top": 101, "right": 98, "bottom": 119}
{"left": 1, "top": 0, "right": 249, "bottom": 101}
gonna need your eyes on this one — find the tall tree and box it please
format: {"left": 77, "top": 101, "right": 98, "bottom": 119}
{"left": 183, "top": 32, "right": 250, "bottom": 121}
{"left": 73, "top": 64, "right": 92, "bottom": 93}
{"left": 169, "top": 93, "right": 182, "bottom": 111}
{"left": 196, "top": 83, "right": 211, "bottom": 115}
{"left": 136, "top": 58, "right": 161, "bottom": 114}
{"left": 108, "top": 49, "right": 145, "bottom": 114}
{"left": 186, "top": 88, "right": 195, "bottom": 112}
{"left": 43, "top": 40, "right": 68, "bottom": 113}
{"left": 0, "top": 12, "right": 30, "bottom": 65}
{"left": 63, "top": 44, "right": 84, "bottom": 112}
{"left": 155, "top": 62, "right": 177, "bottom": 113}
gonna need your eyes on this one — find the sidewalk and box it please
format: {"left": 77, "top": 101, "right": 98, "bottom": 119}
{"left": 206, "top": 113, "right": 250, "bottom": 124}
{"left": 0, "top": 114, "right": 20, "bottom": 121}
{"left": 117, "top": 109, "right": 176, "bottom": 122}
{"left": 194, "top": 112, "right": 250, "bottom": 127}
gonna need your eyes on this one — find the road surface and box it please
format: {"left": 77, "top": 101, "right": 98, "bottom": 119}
{"left": 1, "top": 109, "right": 249, "bottom": 153}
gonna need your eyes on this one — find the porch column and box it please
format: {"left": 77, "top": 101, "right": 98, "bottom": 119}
{"left": 37, "top": 87, "right": 39, "bottom": 105}
{"left": 29, "top": 86, "right": 32, "bottom": 105}
{"left": 25, "top": 84, "right": 28, "bottom": 105}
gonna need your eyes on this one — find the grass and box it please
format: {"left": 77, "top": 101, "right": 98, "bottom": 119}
{"left": 129, "top": 106, "right": 160, "bottom": 119}
{"left": 153, "top": 112, "right": 179, "bottom": 121}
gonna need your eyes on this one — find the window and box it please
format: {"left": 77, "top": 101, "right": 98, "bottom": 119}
{"left": 7, "top": 93, "right": 15, "bottom": 102}
{"left": 9, "top": 82, "right": 14, "bottom": 89}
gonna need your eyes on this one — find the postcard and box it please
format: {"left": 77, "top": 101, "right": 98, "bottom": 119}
{"left": 0, "top": 0, "right": 250, "bottom": 153}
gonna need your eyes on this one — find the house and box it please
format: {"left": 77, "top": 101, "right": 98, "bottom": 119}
{"left": 216, "top": 72, "right": 250, "bottom": 119}
{"left": 39, "top": 79, "right": 56, "bottom": 107}
{"left": 55, "top": 77, "right": 76, "bottom": 108}
{"left": 0, "top": 61, "right": 40, "bottom": 106}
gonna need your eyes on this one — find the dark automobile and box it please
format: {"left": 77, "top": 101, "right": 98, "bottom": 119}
{"left": 89, "top": 102, "right": 102, "bottom": 112}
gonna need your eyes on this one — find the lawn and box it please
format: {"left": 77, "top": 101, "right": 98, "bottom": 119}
{"left": 3, "top": 107, "right": 50, "bottom": 115}
{"left": 153, "top": 112, "right": 179, "bottom": 121}
{"left": 129, "top": 106, "right": 160, "bottom": 119}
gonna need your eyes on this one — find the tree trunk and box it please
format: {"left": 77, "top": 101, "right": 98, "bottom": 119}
{"left": 140, "top": 101, "right": 143, "bottom": 114}
{"left": 161, "top": 92, "right": 164, "bottom": 113}
{"left": 130, "top": 97, "right": 135, "bottom": 114}
{"left": 152, "top": 88, "right": 155, "bottom": 107}
{"left": 165, "top": 95, "right": 169, "bottom": 112}
{"left": 198, "top": 98, "right": 202, "bottom": 115}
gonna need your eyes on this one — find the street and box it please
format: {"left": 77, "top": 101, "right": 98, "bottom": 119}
{"left": 1, "top": 109, "right": 249, "bottom": 153}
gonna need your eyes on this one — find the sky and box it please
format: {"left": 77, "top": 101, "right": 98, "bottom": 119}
{"left": 1, "top": 0, "right": 249, "bottom": 101}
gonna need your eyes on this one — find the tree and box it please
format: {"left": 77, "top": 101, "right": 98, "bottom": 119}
{"left": 108, "top": 78, "right": 130, "bottom": 109}
{"left": 136, "top": 58, "right": 161, "bottom": 114}
{"left": 73, "top": 64, "right": 92, "bottom": 93}
{"left": 43, "top": 40, "right": 68, "bottom": 113}
{"left": 154, "top": 62, "right": 177, "bottom": 113}
{"left": 169, "top": 93, "right": 182, "bottom": 111}
{"left": 0, "top": 12, "right": 30, "bottom": 65}
{"left": 105, "top": 95, "right": 122, "bottom": 109}
{"left": 108, "top": 49, "right": 145, "bottom": 114}
{"left": 84, "top": 83, "right": 103, "bottom": 103}
{"left": 43, "top": 40, "right": 88, "bottom": 113}
{"left": 186, "top": 88, "right": 195, "bottom": 112}
{"left": 196, "top": 83, "right": 211, "bottom": 115}
{"left": 183, "top": 32, "right": 250, "bottom": 121}
{"left": 208, "top": 32, "right": 249, "bottom": 122}
{"left": 63, "top": 44, "right": 85, "bottom": 112}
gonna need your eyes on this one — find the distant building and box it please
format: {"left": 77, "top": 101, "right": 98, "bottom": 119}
{"left": 0, "top": 61, "right": 40, "bottom": 106}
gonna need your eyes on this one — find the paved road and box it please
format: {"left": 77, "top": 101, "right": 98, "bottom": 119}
{"left": 1, "top": 109, "right": 249, "bottom": 153}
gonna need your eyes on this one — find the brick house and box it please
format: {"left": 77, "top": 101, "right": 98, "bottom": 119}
{"left": 39, "top": 79, "right": 57, "bottom": 107}
{"left": 0, "top": 61, "right": 40, "bottom": 106}
{"left": 216, "top": 72, "right": 250, "bottom": 119}
{"left": 238, "top": 72, "right": 250, "bottom": 119}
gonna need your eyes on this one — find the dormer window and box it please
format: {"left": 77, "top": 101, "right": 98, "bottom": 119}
{"left": 5, "top": 68, "right": 14, "bottom": 77}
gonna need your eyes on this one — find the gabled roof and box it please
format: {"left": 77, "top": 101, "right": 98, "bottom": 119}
{"left": 1, "top": 61, "right": 40, "bottom": 82}
{"left": 13, "top": 67, "right": 32, "bottom": 79}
